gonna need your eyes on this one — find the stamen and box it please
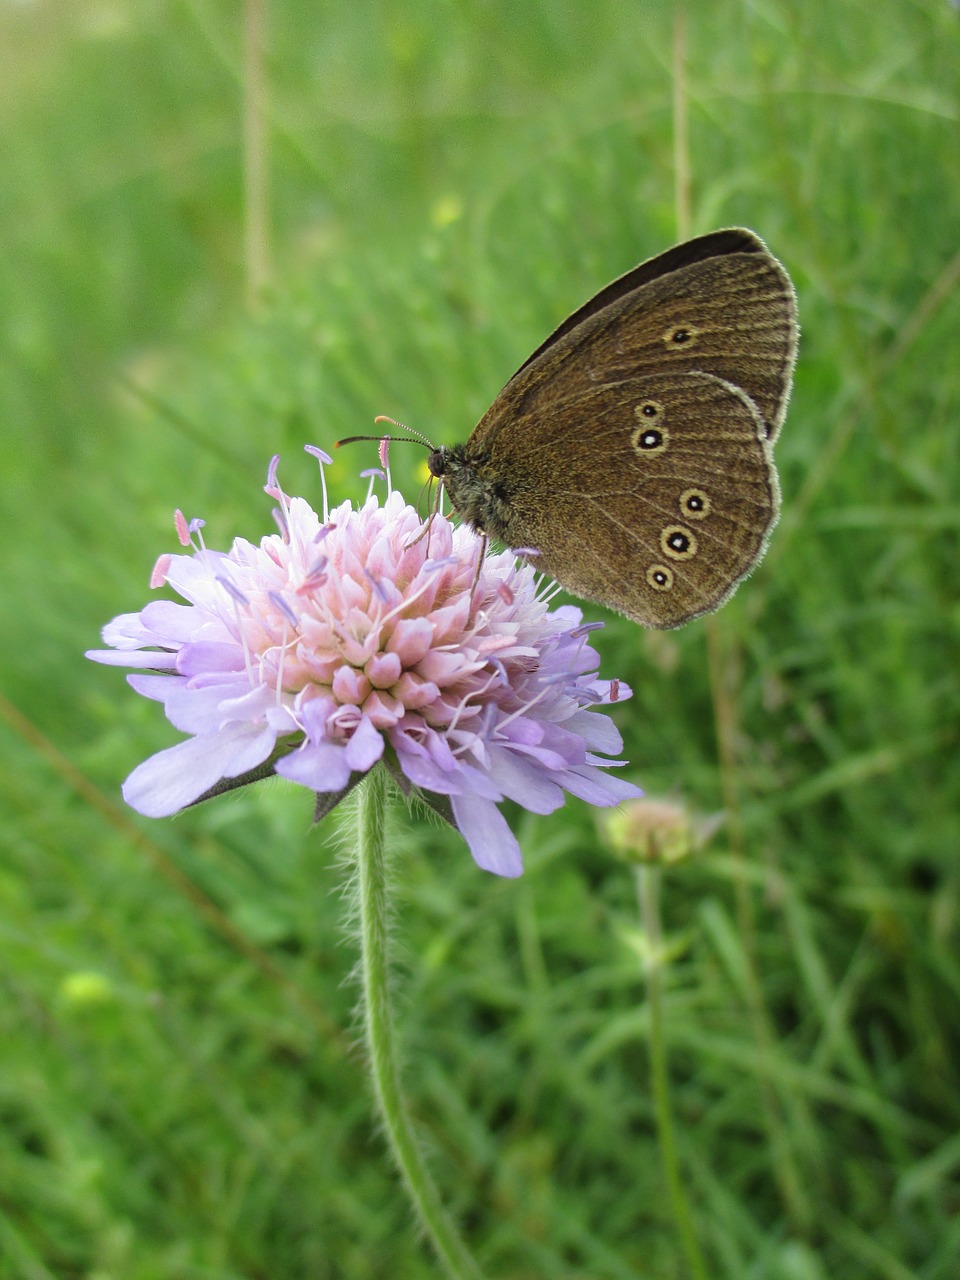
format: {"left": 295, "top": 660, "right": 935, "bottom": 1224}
{"left": 174, "top": 510, "right": 191, "bottom": 546}
{"left": 305, "top": 444, "right": 333, "bottom": 466}
{"left": 492, "top": 686, "right": 549, "bottom": 735}
{"left": 487, "top": 656, "right": 509, "bottom": 684}
{"left": 273, "top": 621, "right": 288, "bottom": 703}
{"left": 378, "top": 436, "right": 393, "bottom": 496}
{"left": 268, "top": 590, "right": 300, "bottom": 628}
{"left": 445, "top": 670, "right": 500, "bottom": 737}
{"left": 188, "top": 518, "right": 207, "bottom": 552}
{"left": 305, "top": 444, "right": 331, "bottom": 521}
{"left": 361, "top": 467, "right": 386, "bottom": 503}
{"left": 216, "top": 576, "right": 255, "bottom": 685}
{"left": 271, "top": 505, "right": 289, "bottom": 540}
{"left": 150, "top": 554, "right": 172, "bottom": 589}
{"left": 264, "top": 457, "right": 296, "bottom": 545}
{"left": 301, "top": 555, "right": 329, "bottom": 588}
{"left": 496, "top": 581, "right": 515, "bottom": 605}
{"left": 217, "top": 574, "right": 250, "bottom": 606}
{"left": 364, "top": 569, "right": 389, "bottom": 604}
{"left": 538, "top": 669, "right": 577, "bottom": 686}
{"left": 610, "top": 678, "right": 621, "bottom": 702}
{"left": 569, "top": 621, "right": 605, "bottom": 638}
{"left": 375, "top": 565, "right": 451, "bottom": 630}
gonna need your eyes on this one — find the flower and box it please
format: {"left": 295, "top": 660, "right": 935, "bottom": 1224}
{"left": 602, "top": 797, "right": 722, "bottom": 864}
{"left": 87, "top": 447, "right": 641, "bottom": 877}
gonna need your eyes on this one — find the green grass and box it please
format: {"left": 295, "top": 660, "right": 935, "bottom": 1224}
{"left": 2, "top": 1, "right": 960, "bottom": 1276}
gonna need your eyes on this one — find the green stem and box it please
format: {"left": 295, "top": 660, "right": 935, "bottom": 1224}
{"left": 355, "top": 766, "right": 486, "bottom": 1280}
{"left": 637, "top": 864, "right": 709, "bottom": 1280}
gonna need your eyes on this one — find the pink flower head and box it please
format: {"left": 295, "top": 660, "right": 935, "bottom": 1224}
{"left": 87, "top": 447, "right": 641, "bottom": 876}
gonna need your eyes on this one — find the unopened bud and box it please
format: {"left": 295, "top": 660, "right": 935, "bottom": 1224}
{"left": 603, "top": 797, "right": 721, "bottom": 865}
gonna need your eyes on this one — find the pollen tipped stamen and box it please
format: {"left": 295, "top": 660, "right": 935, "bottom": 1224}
{"left": 299, "top": 555, "right": 329, "bottom": 592}
{"left": 487, "top": 656, "right": 509, "bottom": 685}
{"left": 217, "top": 574, "right": 250, "bottom": 606}
{"left": 216, "top": 580, "right": 256, "bottom": 685}
{"left": 492, "top": 686, "right": 549, "bottom": 736}
{"left": 361, "top": 468, "right": 386, "bottom": 503}
{"left": 179, "top": 516, "right": 207, "bottom": 553}
{"left": 150, "top": 554, "right": 172, "bottom": 590}
{"left": 273, "top": 621, "right": 289, "bottom": 701}
{"left": 268, "top": 590, "right": 300, "bottom": 629}
{"left": 305, "top": 444, "right": 331, "bottom": 522}
{"left": 271, "top": 506, "right": 289, "bottom": 540}
{"left": 446, "top": 671, "right": 500, "bottom": 738}
{"left": 365, "top": 570, "right": 390, "bottom": 606}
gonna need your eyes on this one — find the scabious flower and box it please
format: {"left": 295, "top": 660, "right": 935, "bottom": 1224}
{"left": 87, "top": 446, "right": 641, "bottom": 877}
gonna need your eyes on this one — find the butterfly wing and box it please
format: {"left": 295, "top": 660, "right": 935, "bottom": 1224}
{"left": 472, "top": 228, "right": 797, "bottom": 446}
{"left": 476, "top": 371, "right": 779, "bottom": 628}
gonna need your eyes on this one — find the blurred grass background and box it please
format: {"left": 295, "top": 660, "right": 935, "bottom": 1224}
{"left": 2, "top": 1, "right": 960, "bottom": 1277}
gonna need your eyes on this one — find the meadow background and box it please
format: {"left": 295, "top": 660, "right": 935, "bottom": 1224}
{"left": 2, "top": 1, "right": 959, "bottom": 1277}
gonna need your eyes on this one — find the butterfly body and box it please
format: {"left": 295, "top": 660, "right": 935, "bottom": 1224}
{"left": 429, "top": 228, "right": 798, "bottom": 629}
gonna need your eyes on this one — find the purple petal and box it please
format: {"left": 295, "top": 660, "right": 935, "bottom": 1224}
{"left": 122, "top": 722, "right": 277, "bottom": 817}
{"left": 565, "top": 709, "right": 625, "bottom": 755}
{"left": 300, "top": 695, "right": 336, "bottom": 743}
{"left": 561, "top": 767, "right": 643, "bottom": 807}
{"left": 128, "top": 674, "right": 252, "bottom": 734}
{"left": 100, "top": 612, "right": 163, "bottom": 648}
{"left": 394, "top": 744, "right": 502, "bottom": 801}
{"left": 86, "top": 648, "right": 179, "bottom": 669}
{"left": 127, "top": 673, "right": 188, "bottom": 703}
{"left": 139, "top": 598, "right": 229, "bottom": 643}
{"left": 277, "top": 740, "right": 352, "bottom": 792}
{"left": 451, "top": 793, "right": 524, "bottom": 877}
{"left": 176, "top": 642, "right": 247, "bottom": 676}
{"left": 485, "top": 747, "right": 566, "bottom": 814}
{"left": 345, "top": 716, "right": 384, "bottom": 770}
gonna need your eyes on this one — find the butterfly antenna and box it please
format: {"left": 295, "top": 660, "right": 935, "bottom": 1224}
{"left": 335, "top": 416, "right": 436, "bottom": 452}
{"left": 373, "top": 416, "right": 437, "bottom": 450}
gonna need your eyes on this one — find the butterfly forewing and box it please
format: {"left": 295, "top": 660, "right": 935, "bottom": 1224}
{"left": 473, "top": 234, "right": 796, "bottom": 446}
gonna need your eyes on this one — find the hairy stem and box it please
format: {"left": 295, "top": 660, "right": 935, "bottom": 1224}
{"left": 355, "top": 766, "right": 486, "bottom": 1280}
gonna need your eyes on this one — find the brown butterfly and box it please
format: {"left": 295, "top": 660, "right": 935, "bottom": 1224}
{"left": 427, "top": 227, "right": 798, "bottom": 628}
